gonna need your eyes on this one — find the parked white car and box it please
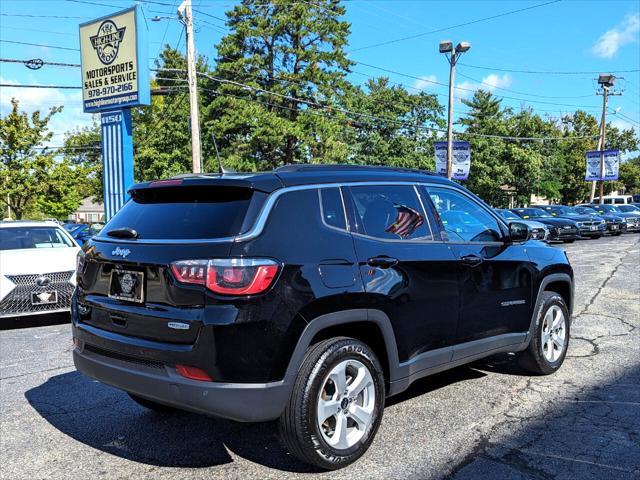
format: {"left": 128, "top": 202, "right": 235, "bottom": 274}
{"left": 0, "top": 221, "right": 80, "bottom": 318}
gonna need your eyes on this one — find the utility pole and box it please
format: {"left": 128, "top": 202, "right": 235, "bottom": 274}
{"left": 590, "top": 75, "right": 621, "bottom": 204}
{"left": 179, "top": 0, "right": 202, "bottom": 174}
{"left": 439, "top": 40, "right": 471, "bottom": 179}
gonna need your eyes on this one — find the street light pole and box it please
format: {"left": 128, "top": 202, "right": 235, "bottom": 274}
{"left": 440, "top": 41, "right": 470, "bottom": 180}
{"left": 446, "top": 55, "right": 456, "bottom": 180}
{"left": 179, "top": 0, "right": 202, "bottom": 174}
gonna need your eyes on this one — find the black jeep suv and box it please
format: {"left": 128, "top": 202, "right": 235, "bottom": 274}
{"left": 72, "top": 165, "right": 573, "bottom": 470}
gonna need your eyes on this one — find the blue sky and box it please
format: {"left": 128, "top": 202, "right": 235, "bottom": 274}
{"left": 1, "top": 0, "right": 639, "bottom": 146}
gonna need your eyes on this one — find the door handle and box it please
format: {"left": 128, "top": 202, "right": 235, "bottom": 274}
{"left": 367, "top": 256, "right": 399, "bottom": 269}
{"left": 460, "top": 254, "right": 483, "bottom": 267}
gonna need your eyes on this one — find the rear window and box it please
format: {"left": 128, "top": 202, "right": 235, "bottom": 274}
{"left": 0, "top": 227, "right": 74, "bottom": 250}
{"left": 101, "top": 186, "right": 254, "bottom": 240}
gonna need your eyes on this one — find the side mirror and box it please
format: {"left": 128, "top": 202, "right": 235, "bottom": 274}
{"left": 508, "top": 222, "right": 530, "bottom": 243}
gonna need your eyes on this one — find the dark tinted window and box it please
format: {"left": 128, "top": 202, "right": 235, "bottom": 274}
{"left": 101, "top": 186, "right": 253, "bottom": 240}
{"left": 349, "top": 185, "right": 430, "bottom": 240}
{"left": 0, "top": 227, "right": 74, "bottom": 250}
{"left": 319, "top": 188, "right": 347, "bottom": 230}
{"left": 428, "top": 187, "right": 502, "bottom": 242}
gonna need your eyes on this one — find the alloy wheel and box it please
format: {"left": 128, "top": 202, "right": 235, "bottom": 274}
{"left": 541, "top": 305, "right": 566, "bottom": 362}
{"left": 316, "top": 359, "right": 376, "bottom": 450}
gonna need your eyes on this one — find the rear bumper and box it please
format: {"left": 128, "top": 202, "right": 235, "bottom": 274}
{"left": 72, "top": 340, "right": 292, "bottom": 422}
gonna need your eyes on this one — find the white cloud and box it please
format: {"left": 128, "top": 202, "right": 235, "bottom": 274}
{"left": 412, "top": 74, "right": 439, "bottom": 91}
{"left": 0, "top": 76, "right": 94, "bottom": 146}
{"left": 456, "top": 73, "right": 512, "bottom": 97}
{"left": 592, "top": 14, "right": 640, "bottom": 58}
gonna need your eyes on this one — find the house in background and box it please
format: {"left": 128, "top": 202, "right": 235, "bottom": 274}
{"left": 70, "top": 197, "right": 104, "bottom": 223}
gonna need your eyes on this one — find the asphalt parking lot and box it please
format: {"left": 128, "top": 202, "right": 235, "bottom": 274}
{"left": 1, "top": 235, "right": 638, "bottom": 480}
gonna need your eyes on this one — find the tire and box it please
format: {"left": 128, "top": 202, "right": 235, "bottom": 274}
{"left": 517, "top": 291, "right": 570, "bottom": 375}
{"left": 614, "top": 232, "right": 622, "bottom": 236}
{"left": 562, "top": 239, "right": 575, "bottom": 243}
{"left": 591, "top": 235, "right": 601, "bottom": 239}
{"left": 279, "top": 337, "right": 385, "bottom": 470}
{"left": 128, "top": 393, "right": 177, "bottom": 413}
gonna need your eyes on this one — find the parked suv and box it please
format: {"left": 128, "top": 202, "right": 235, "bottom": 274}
{"left": 72, "top": 165, "right": 574, "bottom": 470}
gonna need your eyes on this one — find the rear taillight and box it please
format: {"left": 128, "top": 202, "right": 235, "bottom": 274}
{"left": 170, "top": 260, "right": 207, "bottom": 284}
{"left": 170, "top": 258, "right": 280, "bottom": 295}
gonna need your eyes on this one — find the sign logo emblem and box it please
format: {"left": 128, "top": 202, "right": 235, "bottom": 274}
{"left": 90, "top": 20, "right": 126, "bottom": 65}
{"left": 119, "top": 273, "right": 135, "bottom": 295}
{"left": 35, "top": 276, "right": 51, "bottom": 287}
{"left": 112, "top": 247, "right": 131, "bottom": 258}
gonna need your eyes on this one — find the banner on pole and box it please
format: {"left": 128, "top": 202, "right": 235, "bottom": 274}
{"left": 434, "top": 141, "right": 471, "bottom": 180}
{"left": 585, "top": 150, "right": 619, "bottom": 181}
{"left": 79, "top": 5, "right": 150, "bottom": 113}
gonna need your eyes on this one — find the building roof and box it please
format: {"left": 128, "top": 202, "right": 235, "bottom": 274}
{"left": 76, "top": 197, "right": 104, "bottom": 213}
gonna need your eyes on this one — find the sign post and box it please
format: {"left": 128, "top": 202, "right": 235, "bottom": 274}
{"left": 79, "top": 5, "right": 149, "bottom": 221}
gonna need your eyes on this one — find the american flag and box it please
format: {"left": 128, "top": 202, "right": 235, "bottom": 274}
{"left": 385, "top": 205, "right": 424, "bottom": 238}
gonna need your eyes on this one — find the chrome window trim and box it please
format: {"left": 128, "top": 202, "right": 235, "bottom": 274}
{"left": 317, "top": 188, "right": 350, "bottom": 234}
{"left": 94, "top": 181, "right": 503, "bottom": 245}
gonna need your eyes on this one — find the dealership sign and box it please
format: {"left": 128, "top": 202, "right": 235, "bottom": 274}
{"left": 585, "top": 150, "right": 619, "bottom": 181}
{"left": 434, "top": 141, "right": 471, "bottom": 180}
{"left": 79, "top": 6, "right": 149, "bottom": 112}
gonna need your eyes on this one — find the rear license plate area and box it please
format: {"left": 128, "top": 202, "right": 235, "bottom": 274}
{"left": 109, "top": 270, "right": 144, "bottom": 303}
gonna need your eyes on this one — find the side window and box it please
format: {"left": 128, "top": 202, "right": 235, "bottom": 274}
{"left": 349, "top": 185, "right": 431, "bottom": 240}
{"left": 319, "top": 188, "right": 347, "bottom": 230}
{"left": 427, "top": 187, "right": 502, "bottom": 243}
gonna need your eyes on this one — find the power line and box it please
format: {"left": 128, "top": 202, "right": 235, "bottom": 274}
{"left": 612, "top": 111, "right": 640, "bottom": 128}
{"left": 0, "top": 39, "right": 79, "bottom": 52}
{"left": 0, "top": 13, "right": 91, "bottom": 19}
{"left": 64, "top": 0, "right": 123, "bottom": 8}
{"left": 0, "top": 83, "right": 81, "bottom": 89}
{"left": 348, "top": 0, "right": 561, "bottom": 52}
{"left": 455, "top": 70, "right": 594, "bottom": 99}
{"left": 157, "top": 69, "right": 601, "bottom": 141}
{"left": 353, "top": 60, "right": 601, "bottom": 108}
{"left": 0, "top": 58, "right": 80, "bottom": 68}
{"left": 457, "top": 62, "right": 640, "bottom": 75}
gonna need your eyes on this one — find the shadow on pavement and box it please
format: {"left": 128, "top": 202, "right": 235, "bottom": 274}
{"left": 25, "top": 361, "right": 493, "bottom": 473}
{"left": 25, "top": 370, "right": 312, "bottom": 472}
{"left": 0, "top": 312, "right": 70, "bottom": 331}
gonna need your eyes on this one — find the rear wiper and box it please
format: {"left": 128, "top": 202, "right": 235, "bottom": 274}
{"left": 106, "top": 227, "right": 139, "bottom": 239}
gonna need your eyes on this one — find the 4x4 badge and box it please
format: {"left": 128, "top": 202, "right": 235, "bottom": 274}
{"left": 112, "top": 247, "right": 131, "bottom": 258}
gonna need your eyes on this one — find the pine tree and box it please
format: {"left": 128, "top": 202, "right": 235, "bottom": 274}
{"left": 204, "top": 0, "right": 353, "bottom": 169}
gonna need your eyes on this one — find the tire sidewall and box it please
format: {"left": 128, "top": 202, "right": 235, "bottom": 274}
{"left": 305, "top": 340, "right": 385, "bottom": 467}
{"left": 532, "top": 293, "right": 570, "bottom": 373}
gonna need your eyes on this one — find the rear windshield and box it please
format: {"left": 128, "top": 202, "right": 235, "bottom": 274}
{"left": 100, "top": 186, "right": 254, "bottom": 240}
{"left": 1, "top": 227, "right": 74, "bottom": 250}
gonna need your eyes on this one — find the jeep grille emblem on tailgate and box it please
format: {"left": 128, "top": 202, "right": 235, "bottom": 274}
{"left": 168, "top": 322, "right": 190, "bottom": 330}
{"left": 112, "top": 247, "right": 131, "bottom": 258}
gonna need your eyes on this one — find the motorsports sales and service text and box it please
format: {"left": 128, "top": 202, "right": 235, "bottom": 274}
{"left": 79, "top": 8, "right": 141, "bottom": 112}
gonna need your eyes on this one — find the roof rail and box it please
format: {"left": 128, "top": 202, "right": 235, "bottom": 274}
{"left": 274, "top": 163, "right": 434, "bottom": 176}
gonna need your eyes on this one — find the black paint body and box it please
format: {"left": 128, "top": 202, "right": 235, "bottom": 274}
{"left": 72, "top": 167, "right": 573, "bottom": 415}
